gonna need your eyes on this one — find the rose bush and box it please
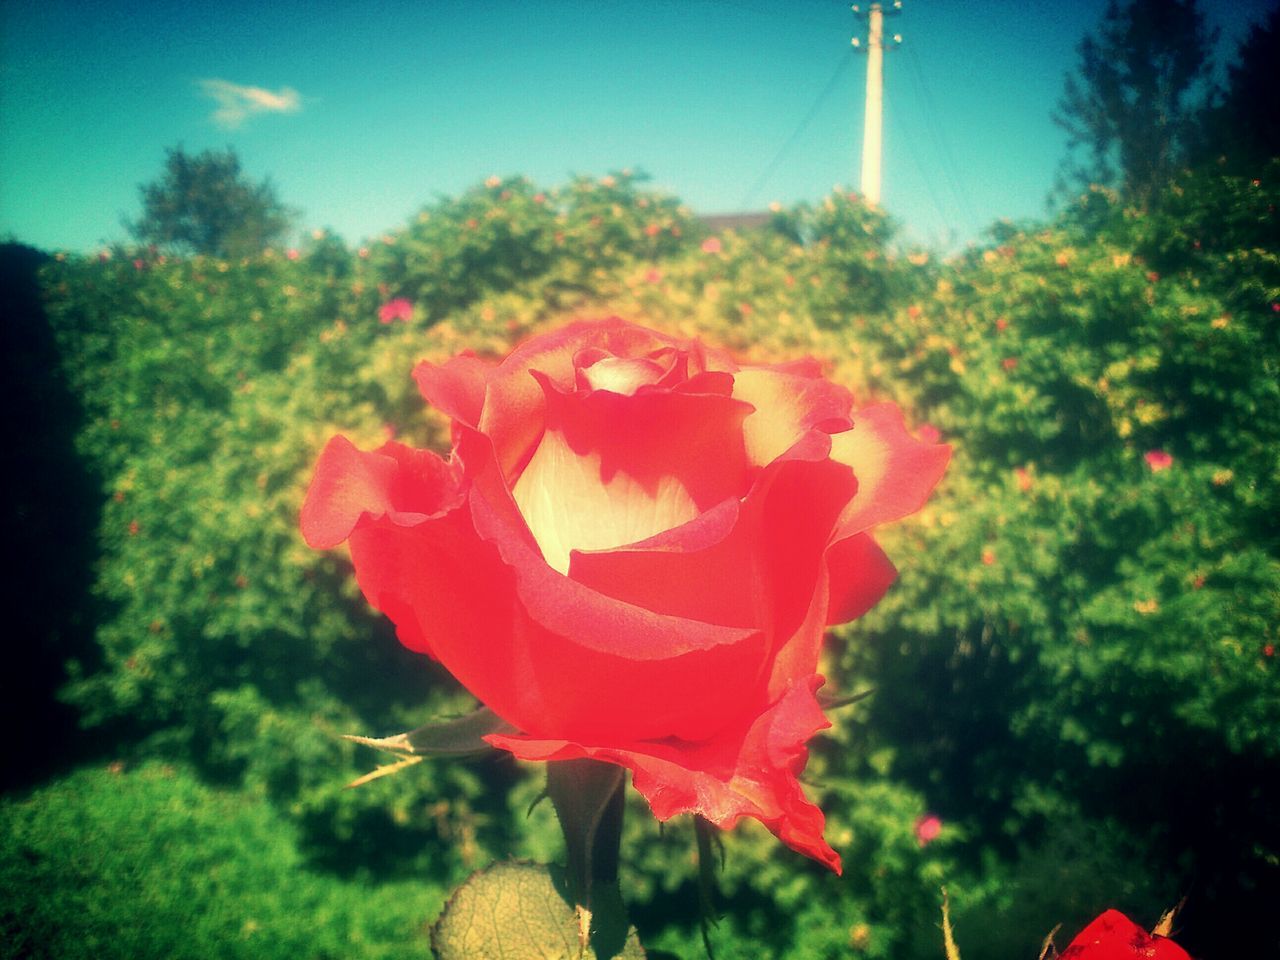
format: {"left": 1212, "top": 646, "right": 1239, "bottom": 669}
{"left": 301, "top": 317, "right": 948, "bottom": 871}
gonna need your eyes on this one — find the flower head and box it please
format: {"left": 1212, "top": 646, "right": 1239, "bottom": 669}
{"left": 377, "top": 298, "right": 415, "bottom": 325}
{"left": 301, "top": 319, "right": 949, "bottom": 873}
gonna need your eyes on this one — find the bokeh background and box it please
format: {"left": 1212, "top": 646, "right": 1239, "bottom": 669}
{"left": 2, "top": 1, "right": 1277, "bottom": 958}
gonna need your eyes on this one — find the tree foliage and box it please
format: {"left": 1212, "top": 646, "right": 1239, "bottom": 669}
{"left": 127, "top": 146, "right": 295, "bottom": 257}
{"left": 1053, "top": 0, "right": 1217, "bottom": 208}
{"left": 1199, "top": 4, "right": 1280, "bottom": 173}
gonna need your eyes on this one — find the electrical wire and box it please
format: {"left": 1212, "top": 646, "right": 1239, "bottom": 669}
{"left": 738, "top": 49, "right": 855, "bottom": 209}
{"left": 904, "top": 39, "right": 981, "bottom": 228}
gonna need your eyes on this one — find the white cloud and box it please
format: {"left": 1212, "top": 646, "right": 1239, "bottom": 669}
{"left": 199, "top": 79, "right": 302, "bottom": 129}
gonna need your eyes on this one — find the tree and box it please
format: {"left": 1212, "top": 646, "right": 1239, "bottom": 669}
{"left": 1198, "top": 4, "right": 1280, "bottom": 173}
{"left": 1052, "top": 0, "right": 1217, "bottom": 209}
{"left": 127, "top": 146, "right": 295, "bottom": 257}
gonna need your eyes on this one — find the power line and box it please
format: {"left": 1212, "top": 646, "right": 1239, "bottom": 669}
{"left": 903, "top": 39, "right": 980, "bottom": 228}
{"left": 738, "top": 49, "right": 854, "bottom": 209}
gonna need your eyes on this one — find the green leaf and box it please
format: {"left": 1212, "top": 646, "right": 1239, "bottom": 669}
{"left": 431, "top": 860, "right": 645, "bottom": 960}
{"left": 343, "top": 705, "right": 516, "bottom": 758}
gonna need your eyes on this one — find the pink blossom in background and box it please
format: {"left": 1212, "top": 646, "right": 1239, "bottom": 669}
{"left": 914, "top": 814, "right": 942, "bottom": 846}
{"left": 701, "top": 237, "right": 722, "bottom": 254}
{"left": 287, "top": 248, "right": 300, "bottom": 261}
{"left": 377, "top": 298, "right": 415, "bottom": 325}
{"left": 917, "top": 423, "right": 941, "bottom": 444}
{"left": 1145, "top": 450, "right": 1173, "bottom": 472}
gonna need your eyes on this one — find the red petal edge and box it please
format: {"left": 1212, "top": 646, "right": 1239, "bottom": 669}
{"left": 486, "top": 676, "right": 842, "bottom": 873}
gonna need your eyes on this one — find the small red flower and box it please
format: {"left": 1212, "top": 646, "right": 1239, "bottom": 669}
{"left": 644, "top": 223, "right": 661, "bottom": 237}
{"left": 533, "top": 192, "right": 546, "bottom": 204}
{"left": 287, "top": 248, "right": 300, "bottom": 261}
{"left": 1060, "top": 909, "right": 1192, "bottom": 959}
{"left": 378, "top": 298, "right": 415, "bottom": 325}
{"left": 1146, "top": 271, "right": 1159, "bottom": 283}
{"left": 128, "top": 520, "right": 140, "bottom": 536}
{"left": 1144, "top": 450, "right": 1173, "bottom": 472}
{"left": 133, "top": 258, "right": 146, "bottom": 271}
{"left": 917, "top": 423, "right": 941, "bottom": 444}
{"left": 701, "top": 237, "right": 722, "bottom": 254}
{"left": 358, "top": 247, "right": 370, "bottom": 259}
{"left": 907, "top": 304, "right": 922, "bottom": 319}
{"left": 1015, "top": 466, "right": 1033, "bottom": 492}
{"left": 1002, "top": 357, "right": 1018, "bottom": 371}
{"left": 981, "top": 547, "right": 996, "bottom": 566}
{"left": 1264, "top": 643, "right": 1275, "bottom": 658}
{"left": 644, "top": 268, "right": 663, "bottom": 284}
{"left": 995, "top": 317, "right": 1009, "bottom": 332}
{"left": 914, "top": 814, "right": 942, "bottom": 846}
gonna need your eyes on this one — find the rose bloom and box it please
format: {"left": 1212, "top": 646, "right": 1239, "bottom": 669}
{"left": 301, "top": 318, "right": 948, "bottom": 871}
{"left": 1145, "top": 449, "right": 1174, "bottom": 472}
{"left": 914, "top": 813, "right": 942, "bottom": 846}
{"left": 1060, "top": 910, "right": 1192, "bottom": 959}
{"left": 377, "top": 298, "right": 415, "bottom": 324}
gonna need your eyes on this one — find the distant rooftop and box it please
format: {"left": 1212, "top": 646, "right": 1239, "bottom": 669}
{"left": 697, "top": 212, "right": 772, "bottom": 232}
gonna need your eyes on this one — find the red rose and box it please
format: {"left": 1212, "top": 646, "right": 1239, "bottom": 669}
{"left": 300, "top": 318, "right": 948, "bottom": 871}
{"left": 1060, "top": 909, "right": 1193, "bottom": 959}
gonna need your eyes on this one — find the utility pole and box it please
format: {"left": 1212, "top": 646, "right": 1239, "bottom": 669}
{"left": 852, "top": 2, "right": 901, "bottom": 206}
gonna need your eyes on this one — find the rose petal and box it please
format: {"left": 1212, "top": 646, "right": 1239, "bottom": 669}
{"left": 824, "top": 533, "right": 898, "bottom": 626}
{"left": 300, "top": 435, "right": 461, "bottom": 549}
{"left": 731, "top": 366, "right": 854, "bottom": 467}
{"left": 487, "top": 676, "right": 841, "bottom": 872}
{"left": 829, "top": 403, "right": 951, "bottom": 537}
{"left": 323, "top": 433, "right": 771, "bottom": 742}
{"left": 412, "top": 352, "right": 494, "bottom": 427}
{"left": 569, "top": 437, "right": 855, "bottom": 643}
{"left": 480, "top": 318, "right": 678, "bottom": 478}
{"left": 510, "top": 371, "right": 754, "bottom": 573}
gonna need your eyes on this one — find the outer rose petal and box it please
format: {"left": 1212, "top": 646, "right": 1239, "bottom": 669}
{"left": 1060, "top": 910, "right": 1193, "bottom": 960}
{"left": 412, "top": 352, "right": 494, "bottom": 427}
{"left": 829, "top": 403, "right": 951, "bottom": 537}
{"left": 824, "top": 533, "right": 898, "bottom": 626}
{"left": 487, "top": 676, "right": 841, "bottom": 872}
{"left": 731, "top": 366, "right": 854, "bottom": 467}
{"left": 300, "top": 435, "right": 462, "bottom": 549}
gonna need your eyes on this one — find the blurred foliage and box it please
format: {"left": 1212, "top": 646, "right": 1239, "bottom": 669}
{"left": 126, "top": 146, "right": 296, "bottom": 259}
{"left": 0, "top": 762, "right": 445, "bottom": 959}
{"left": 9, "top": 162, "right": 1278, "bottom": 958}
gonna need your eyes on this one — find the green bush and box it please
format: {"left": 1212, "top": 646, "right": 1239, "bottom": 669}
{"left": 0, "top": 762, "right": 444, "bottom": 960}
{"left": 21, "top": 166, "right": 1279, "bottom": 958}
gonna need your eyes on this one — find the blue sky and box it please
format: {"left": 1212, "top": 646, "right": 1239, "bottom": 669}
{"left": 1, "top": 0, "right": 1272, "bottom": 253}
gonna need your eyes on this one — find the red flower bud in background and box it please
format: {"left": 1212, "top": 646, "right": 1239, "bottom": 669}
{"left": 1144, "top": 450, "right": 1173, "bottom": 472}
{"left": 301, "top": 318, "right": 949, "bottom": 872}
{"left": 377, "top": 298, "right": 415, "bottom": 325}
{"left": 1060, "top": 909, "right": 1193, "bottom": 959}
{"left": 914, "top": 814, "right": 942, "bottom": 846}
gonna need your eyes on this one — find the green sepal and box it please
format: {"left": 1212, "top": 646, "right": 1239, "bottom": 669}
{"left": 817, "top": 687, "right": 875, "bottom": 711}
{"left": 343, "top": 705, "right": 516, "bottom": 758}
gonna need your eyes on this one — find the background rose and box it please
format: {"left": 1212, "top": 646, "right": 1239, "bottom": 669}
{"left": 1060, "top": 909, "right": 1193, "bottom": 959}
{"left": 301, "top": 317, "right": 949, "bottom": 871}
